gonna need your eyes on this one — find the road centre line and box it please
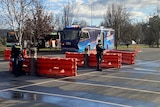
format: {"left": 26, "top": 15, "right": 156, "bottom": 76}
{"left": 14, "top": 89, "right": 131, "bottom": 107}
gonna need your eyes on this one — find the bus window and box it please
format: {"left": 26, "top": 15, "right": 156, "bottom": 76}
{"left": 80, "top": 32, "right": 90, "bottom": 40}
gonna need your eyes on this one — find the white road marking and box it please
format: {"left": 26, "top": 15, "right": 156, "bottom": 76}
{"left": 105, "top": 67, "right": 160, "bottom": 75}
{"left": 0, "top": 71, "right": 98, "bottom": 92}
{"left": 0, "top": 62, "right": 9, "bottom": 65}
{"left": 120, "top": 70, "right": 160, "bottom": 75}
{"left": 134, "top": 68, "right": 158, "bottom": 72}
{"left": 5, "top": 77, "right": 160, "bottom": 95}
{"left": 1, "top": 59, "right": 160, "bottom": 107}
{"left": 135, "top": 60, "right": 160, "bottom": 65}
{"left": 49, "top": 79, "right": 160, "bottom": 95}
{"left": 14, "top": 89, "right": 132, "bottom": 107}
{"left": 1, "top": 62, "right": 160, "bottom": 95}
{"left": 83, "top": 74, "right": 160, "bottom": 83}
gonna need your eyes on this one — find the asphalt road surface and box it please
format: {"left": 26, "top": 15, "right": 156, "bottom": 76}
{"left": 0, "top": 48, "right": 160, "bottom": 107}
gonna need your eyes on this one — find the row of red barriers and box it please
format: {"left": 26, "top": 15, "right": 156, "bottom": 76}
{"left": 4, "top": 49, "right": 27, "bottom": 61}
{"left": 65, "top": 52, "right": 122, "bottom": 68}
{"left": 37, "top": 57, "right": 77, "bottom": 77}
{"left": 9, "top": 56, "right": 77, "bottom": 77}
{"left": 8, "top": 48, "right": 137, "bottom": 77}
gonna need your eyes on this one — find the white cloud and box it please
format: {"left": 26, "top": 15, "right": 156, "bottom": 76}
{"left": 130, "top": 11, "right": 146, "bottom": 18}
{"left": 75, "top": 0, "right": 83, "bottom": 5}
{"left": 45, "top": 0, "right": 160, "bottom": 25}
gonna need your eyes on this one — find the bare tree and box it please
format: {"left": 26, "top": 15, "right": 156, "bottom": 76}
{"left": 62, "top": 1, "right": 74, "bottom": 27}
{"left": 120, "top": 22, "right": 133, "bottom": 44}
{"left": 103, "top": 4, "right": 130, "bottom": 49}
{"left": 53, "top": 15, "right": 62, "bottom": 30}
{"left": 132, "top": 23, "right": 144, "bottom": 44}
{"left": 0, "top": 0, "right": 35, "bottom": 45}
{"left": 23, "top": 1, "right": 54, "bottom": 47}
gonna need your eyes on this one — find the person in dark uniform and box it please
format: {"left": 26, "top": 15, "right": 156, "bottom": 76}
{"left": 11, "top": 43, "right": 24, "bottom": 77}
{"left": 96, "top": 40, "right": 105, "bottom": 71}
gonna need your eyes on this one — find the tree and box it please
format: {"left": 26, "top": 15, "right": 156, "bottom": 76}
{"left": 103, "top": 4, "right": 130, "bottom": 49}
{"left": 62, "top": 1, "right": 74, "bottom": 27}
{"left": 148, "top": 16, "right": 160, "bottom": 48}
{"left": 0, "top": 0, "right": 35, "bottom": 45}
{"left": 72, "top": 19, "right": 87, "bottom": 26}
{"left": 23, "top": 1, "right": 54, "bottom": 47}
{"left": 142, "top": 24, "right": 154, "bottom": 47}
{"left": 132, "top": 23, "right": 144, "bottom": 44}
{"left": 120, "top": 22, "right": 133, "bottom": 44}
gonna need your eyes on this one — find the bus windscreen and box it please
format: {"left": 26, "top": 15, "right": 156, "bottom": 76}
{"left": 7, "top": 34, "right": 17, "bottom": 42}
{"left": 63, "top": 29, "right": 79, "bottom": 40}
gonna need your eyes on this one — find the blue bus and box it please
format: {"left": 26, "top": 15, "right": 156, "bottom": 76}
{"left": 59, "top": 26, "right": 115, "bottom": 52}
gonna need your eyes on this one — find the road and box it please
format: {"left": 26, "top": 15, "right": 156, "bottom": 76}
{"left": 0, "top": 48, "right": 160, "bottom": 107}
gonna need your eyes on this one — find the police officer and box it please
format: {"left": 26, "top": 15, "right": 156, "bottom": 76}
{"left": 11, "top": 43, "right": 24, "bottom": 77}
{"left": 96, "top": 40, "right": 105, "bottom": 71}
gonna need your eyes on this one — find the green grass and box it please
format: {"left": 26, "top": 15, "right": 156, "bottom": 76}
{"left": 116, "top": 44, "right": 149, "bottom": 50}
{"left": 0, "top": 44, "right": 150, "bottom": 56}
{"left": 39, "top": 47, "right": 62, "bottom": 51}
{"left": 0, "top": 45, "right": 5, "bottom": 56}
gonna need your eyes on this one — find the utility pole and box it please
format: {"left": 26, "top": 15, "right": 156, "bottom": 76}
{"left": 91, "top": 4, "right": 92, "bottom": 26}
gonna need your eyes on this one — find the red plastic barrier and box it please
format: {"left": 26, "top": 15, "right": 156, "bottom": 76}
{"left": 107, "top": 50, "right": 136, "bottom": 64}
{"left": 4, "top": 49, "right": 11, "bottom": 61}
{"left": 66, "top": 52, "right": 84, "bottom": 67}
{"left": 102, "top": 53, "right": 122, "bottom": 68}
{"left": 9, "top": 56, "right": 31, "bottom": 73}
{"left": 4, "top": 49, "right": 27, "bottom": 61}
{"left": 37, "top": 57, "right": 77, "bottom": 77}
{"left": 89, "top": 53, "right": 122, "bottom": 68}
{"left": 22, "top": 56, "right": 31, "bottom": 73}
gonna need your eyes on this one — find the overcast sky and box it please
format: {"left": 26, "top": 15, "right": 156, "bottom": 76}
{"left": 39, "top": 0, "right": 160, "bottom": 26}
